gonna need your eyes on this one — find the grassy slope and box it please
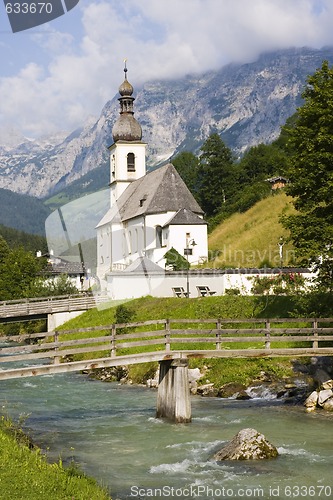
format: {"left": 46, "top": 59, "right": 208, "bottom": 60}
{"left": 0, "top": 417, "right": 110, "bottom": 500}
{"left": 208, "top": 191, "right": 297, "bottom": 268}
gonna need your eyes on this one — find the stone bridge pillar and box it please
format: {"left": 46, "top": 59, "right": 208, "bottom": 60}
{"left": 156, "top": 359, "right": 191, "bottom": 423}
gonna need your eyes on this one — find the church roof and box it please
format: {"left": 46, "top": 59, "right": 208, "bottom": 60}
{"left": 164, "top": 208, "right": 207, "bottom": 226}
{"left": 117, "top": 163, "right": 204, "bottom": 221}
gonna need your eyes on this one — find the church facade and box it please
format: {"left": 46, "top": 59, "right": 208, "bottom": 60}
{"left": 96, "top": 65, "right": 208, "bottom": 292}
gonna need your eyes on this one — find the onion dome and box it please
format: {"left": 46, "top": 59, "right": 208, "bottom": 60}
{"left": 112, "top": 61, "right": 142, "bottom": 142}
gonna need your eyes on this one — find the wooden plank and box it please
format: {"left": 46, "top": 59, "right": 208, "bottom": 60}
{"left": 0, "top": 344, "right": 112, "bottom": 363}
{"left": 116, "top": 339, "right": 165, "bottom": 348}
{"left": 170, "top": 338, "right": 221, "bottom": 344}
{"left": 0, "top": 352, "right": 180, "bottom": 380}
{"left": 115, "top": 331, "right": 165, "bottom": 341}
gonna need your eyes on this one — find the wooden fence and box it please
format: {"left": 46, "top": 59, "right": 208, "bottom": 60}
{"left": 1, "top": 318, "right": 333, "bottom": 371}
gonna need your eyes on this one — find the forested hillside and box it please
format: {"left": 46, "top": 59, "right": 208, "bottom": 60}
{"left": 0, "top": 224, "right": 47, "bottom": 253}
{"left": 0, "top": 188, "right": 50, "bottom": 235}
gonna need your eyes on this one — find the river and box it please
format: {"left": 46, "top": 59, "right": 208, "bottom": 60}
{"left": 0, "top": 370, "right": 332, "bottom": 500}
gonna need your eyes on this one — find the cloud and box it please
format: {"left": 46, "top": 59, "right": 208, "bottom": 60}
{"left": 0, "top": 0, "right": 333, "bottom": 138}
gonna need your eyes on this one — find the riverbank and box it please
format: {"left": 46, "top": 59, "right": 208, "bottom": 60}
{"left": 0, "top": 414, "right": 111, "bottom": 500}
{"left": 88, "top": 353, "right": 333, "bottom": 406}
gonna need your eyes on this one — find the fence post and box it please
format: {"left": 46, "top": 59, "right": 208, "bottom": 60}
{"left": 110, "top": 324, "right": 116, "bottom": 357}
{"left": 312, "top": 319, "right": 318, "bottom": 349}
{"left": 216, "top": 319, "right": 221, "bottom": 350}
{"left": 53, "top": 330, "right": 60, "bottom": 365}
{"left": 165, "top": 319, "right": 171, "bottom": 352}
{"left": 265, "top": 320, "right": 271, "bottom": 350}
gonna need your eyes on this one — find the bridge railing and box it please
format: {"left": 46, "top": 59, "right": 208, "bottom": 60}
{"left": 0, "top": 293, "right": 109, "bottom": 318}
{"left": 1, "top": 318, "right": 333, "bottom": 368}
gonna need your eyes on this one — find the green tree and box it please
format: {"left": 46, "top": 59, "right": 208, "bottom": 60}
{"left": 27, "top": 274, "right": 79, "bottom": 298}
{"left": 238, "top": 143, "right": 289, "bottom": 183}
{"left": 282, "top": 61, "right": 333, "bottom": 288}
{"left": 0, "top": 247, "right": 44, "bottom": 300}
{"left": 164, "top": 247, "right": 189, "bottom": 270}
{"left": 198, "top": 133, "right": 237, "bottom": 216}
{"left": 0, "top": 236, "right": 9, "bottom": 264}
{"left": 172, "top": 151, "right": 200, "bottom": 202}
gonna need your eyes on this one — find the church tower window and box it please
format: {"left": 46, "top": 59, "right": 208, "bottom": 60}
{"left": 127, "top": 152, "right": 135, "bottom": 172}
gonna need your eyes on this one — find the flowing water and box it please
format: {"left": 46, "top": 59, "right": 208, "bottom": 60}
{"left": 0, "top": 370, "right": 332, "bottom": 500}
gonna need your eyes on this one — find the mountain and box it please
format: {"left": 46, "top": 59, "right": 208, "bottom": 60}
{"left": 1, "top": 47, "right": 333, "bottom": 200}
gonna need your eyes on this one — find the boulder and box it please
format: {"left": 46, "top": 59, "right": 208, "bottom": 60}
{"left": 218, "top": 382, "right": 247, "bottom": 398}
{"left": 322, "top": 398, "right": 333, "bottom": 411}
{"left": 313, "top": 368, "right": 331, "bottom": 386}
{"left": 214, "top": 428, "right": 278, "bottom": 461}
{"left": 304, "top": 391, "right": 318, "bottom": 408}
{"left": 322, "top": 379, "right": 333, "bottom": 390}
{"left": 188, "top": 368, "right": 203, "bottom": 395}
{"left": 318, "top": 389, "right": 333, "bottom": 406}
{"left": 197, "top": 383, "right": 218, "bottom": 397}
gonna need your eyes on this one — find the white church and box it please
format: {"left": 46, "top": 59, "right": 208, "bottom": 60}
{"left": 96, "top": 65, "right": 209, "bottom": 297}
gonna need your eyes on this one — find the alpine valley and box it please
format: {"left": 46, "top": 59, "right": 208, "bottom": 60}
{"left": 1, "top": 46, "right": 333, "bottom": 206}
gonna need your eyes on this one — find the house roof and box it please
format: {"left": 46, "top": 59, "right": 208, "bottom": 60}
{"left": 266, "top": 176, "right": 288, "bottom": 183}
{"left": 123, "top": 256, "right": 164, "bottom": 273}
{"left": 97, "top": 163, "right": 204, "bottom": 226}
{"left": 46, "top": 257, "right": 84, "bottom": 275}
{"left": 164, "top": 208, "right": 207, "bottom": 227}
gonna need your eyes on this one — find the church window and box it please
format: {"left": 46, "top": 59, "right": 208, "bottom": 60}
{"left": 133, "top": 228, "right": 138, "bottom": 253}
{"left": 127, "top": 152, "right": 135, "bottom": 172}
{"left": 128, "top": 230, "right": 132, "bottom": 254}
{"left": 156, "top": 225, "right": 163, "bottom": 248}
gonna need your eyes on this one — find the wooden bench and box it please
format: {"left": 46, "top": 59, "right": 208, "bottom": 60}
{"left": 196, "top": 286, "right": 216, "bottom": 297}
{"left": 172, "top": 287, "right": 189, "bottom": 298}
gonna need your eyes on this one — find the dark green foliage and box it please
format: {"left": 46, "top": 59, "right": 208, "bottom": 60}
{"left": 0, "top": 247, "right": 44, "bottom": 300}
{"left": 164, "top": 247, "right": 190, "bottom": 270}
{"left": 115, "top": 304, "right": 136, "bottom": 324}
{"left": 28, "top": 274, "right": 79, "bottom": 298}
{"left": 0, "top": 236, "right": 9, "bottom": 263}
{"left": 172, "top": 151, "right": 201, "bottom": 202}
{"left": 0, "top": 224, "right": 47, "bottom": 253}
{"left": 282, "top": 61, "right": 333, "bottom": 287}
{"left": 198, "top": 133, "right": 238, "bottom": 216}
{"left": 238, "top": 142, "right": 289, "bottom": 183}
{"left": 115, "top": 304, "right": 136, "bottom": 334}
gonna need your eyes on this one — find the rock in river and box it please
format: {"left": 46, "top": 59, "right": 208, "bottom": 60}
{"left": 214, "top": 428, "right": 279, "bottom": 461}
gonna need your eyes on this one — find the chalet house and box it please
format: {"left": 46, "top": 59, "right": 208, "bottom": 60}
{"left": 266, "top": 176, "right": 289, "bottom": 190}
{"left": 96, "top": 65, "right": 208, "bottom": 291}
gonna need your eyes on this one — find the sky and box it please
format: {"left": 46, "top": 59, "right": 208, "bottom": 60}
{"left": 0, "top": 0, "right": 333, "bottom": 140}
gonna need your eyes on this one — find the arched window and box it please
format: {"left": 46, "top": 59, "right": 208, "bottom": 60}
{"left": 127, "top": 152, "right": 135, "bottom": 172}
{"left": 156, "top": 225, "right": 163, "bottom": 248}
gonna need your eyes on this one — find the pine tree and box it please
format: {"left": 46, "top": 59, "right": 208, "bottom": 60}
{"left": 282, "top": 61, "right": 333, "bottom": 288}
{"left": 198, "top": 133, "right": 236, "bottom": 217}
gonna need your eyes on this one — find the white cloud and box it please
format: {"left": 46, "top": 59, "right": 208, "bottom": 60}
{"left": 0, "top": 0, "right": 333, "bottom": 138}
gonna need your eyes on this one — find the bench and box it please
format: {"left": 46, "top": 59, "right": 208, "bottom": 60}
{"left": 196, "top": 286, "right": 216, "bottom": 297}
{"left": 172, "top": 287, "right": 189, "bottom": 298}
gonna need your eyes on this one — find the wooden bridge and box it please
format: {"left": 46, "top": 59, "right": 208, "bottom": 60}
{"left": 1, "top": 317, "right": 332, "bottom": 422}
{"left": 0, "top": 293, "right": 109, "bottom": 328}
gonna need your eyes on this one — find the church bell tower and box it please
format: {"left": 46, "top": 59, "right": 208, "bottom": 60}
{"left": 109, "top": 61, "right": 146, "bottom": 205}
